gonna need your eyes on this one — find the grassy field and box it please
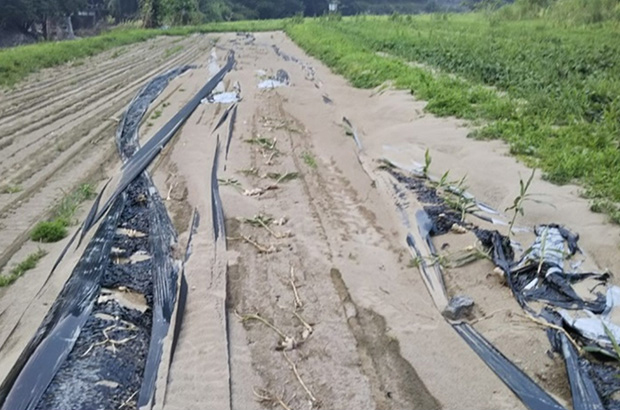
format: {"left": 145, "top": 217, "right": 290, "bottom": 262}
{"left": 286, "top": 15, "right": 620, "bottom": 221}
{"left": 0, "top": 19, "right": 285, "bottom": 87}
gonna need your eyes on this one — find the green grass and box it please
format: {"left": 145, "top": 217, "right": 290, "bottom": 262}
{"left": 0, "top": 249, "right": 47, "bottom": 287}
{"left": 163, "top": 45, "right": 184, "bottom": 58}
{"left": 0, "top": 184, "right": 22, "bottom": 194}
{"left": 286, "top": 15, "right": 620, "bottom": 221}
{"left": 302, "top": 152, "right": 317, "bottom": 168}
{"left": 30, "top": 183, "right": 96, "bottom": 243}
{"left": 30, "top": 220, "right": 68, "bottom": 243}
{"left": 0, "top": 19, "right": 286, "bottom": 88}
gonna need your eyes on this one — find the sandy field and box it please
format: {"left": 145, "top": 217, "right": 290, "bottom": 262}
{"left": 1, "top": 31, "right": 619, "bottom": 410}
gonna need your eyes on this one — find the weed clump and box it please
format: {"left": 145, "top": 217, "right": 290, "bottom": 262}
{"left": 0, "top": 249, "right": 47, "bottom": 287}
{"left": 29, "top": 183, "right": 97, "bottom": 243}
{"left": 31, "top": 220, "right": 68, "bottom": 242}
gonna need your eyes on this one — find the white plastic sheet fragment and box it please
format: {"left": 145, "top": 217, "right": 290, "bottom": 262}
{"left": 559, "top": 286, "right": 620, "bottom": 346}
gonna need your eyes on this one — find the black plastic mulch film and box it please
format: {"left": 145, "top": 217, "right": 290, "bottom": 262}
{"left": 382, "top": 162, "right": 620, "bottom": 410}
{"left": 0, "top": 53, "right": 236, "bottom": 410}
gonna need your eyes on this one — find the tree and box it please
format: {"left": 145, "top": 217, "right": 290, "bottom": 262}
{"left": 107, "top": 0, "right": 140, "bottom": 23}
{"left": 164, "top": 0, "right": 202, "bottom": 24}
{"left": 302, "top": 0, "right": 328, "bottom": 16}
{"left": 142, "top": 0, "right": 164, "bottom": 27}
{"left": 0, "top": 0, "right": 39, "bottom": 33}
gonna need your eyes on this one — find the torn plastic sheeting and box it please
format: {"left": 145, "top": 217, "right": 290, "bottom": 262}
{"left": 586, "top": 362, "right": 620, "bottom": 408}
{"left": 75, "top": 177, "right": 112, "bottom": 249}
{"left": 211, "top": 138, "right": 226, "bottom": 243}
{"left": 0, "top": 197, "right": 125, "bottom": 410}
{"left": 117, "top": 66, "right": 192, "bottom": 162}
{"left": 416, "top": 209, "right": 438, "bottom": 254}
{"left": 561, "top": 333, "right": 605, "bottom": 410}
{"left": 415, "top": 209, "right": 448, "bottom": 293}
{"left": 559, "top": 289, "right": 620, "bottom": 347}
{"left": 342, "top": 116, "right": 363, "bottom": 151}
{"left": 453, "top": 323, "right": 567, "bottom": 410}
{"left": 513, "top": 266, "right": 607, "bottom": 313}
{"left": 505, "top": 224, "right": 606, "bottom": 313}
{"left": 184, "top": 209, "right": 200, "bottom": 262}
{"left": 541, "top": 308, "right": 605, "bottom": 410}
{"left": 212, "top": 102, "right": 237, "bottom": 134}
{"left": 258, "top": 69, "right": 290, "bottom": 89}
{"left": 488, "top": 231, "right": 530, "bottom": 309}
{"left": 170, "top": 209, "right": 198, "bottom": 364}
{"left": 113, "top": 67, "right": 183, "bottom": 410}
{"left": 0, "top": 63, "right": 179, "bottom": 406}
{"left": 271, "top": 45, "right": 315, "bottom": 81}
{"left": 516, "top": 225, "right": 579, "bottom": 273}
{"left": 137, "top": 178, "right": 180, "bottom": 410}
{"left": 202, "top": 91, "right": 240, "bottom": 104}
{"left": 84, "top": 52, "right": 235, "bottom": 235}
{"left": 386, "top": 165, "right": 567, "bottom": 409}
{"left": 75, "top": 65, "right": 190, "bottom": 246}
{"left": 225, "top": 104, "right": 238, "bottom": 163}
{"left": 272, "top": 45, "right": 294, "bottom": 62}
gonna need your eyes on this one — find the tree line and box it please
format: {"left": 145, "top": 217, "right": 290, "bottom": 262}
{"left": 0, "top": 0, "right": 487, "bottom": 36}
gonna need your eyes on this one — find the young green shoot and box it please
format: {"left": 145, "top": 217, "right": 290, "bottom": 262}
{"left": 423, "top": 148, "right": 432, "bottom": 177}
{"left": 506, "top": 169, "right": 536, "bottom": 237}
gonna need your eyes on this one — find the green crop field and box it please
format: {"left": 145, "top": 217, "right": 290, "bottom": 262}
{"left": 286, "top": 15, "right": 620, "bottom": 221}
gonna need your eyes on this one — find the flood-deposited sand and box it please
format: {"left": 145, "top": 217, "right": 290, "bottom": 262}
{"left": 2, "top": 30, "right": 619, "bottom": 410}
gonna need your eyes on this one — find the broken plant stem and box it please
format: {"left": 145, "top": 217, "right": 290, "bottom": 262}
{"left": 240, "top": 234, "right": 274, "bottom": 253}
{"left": 118, "top": 390, "right": 138, "bottom": 410}
{"left": 283, "top": 351, "right": 317, "bottom": 404}
{"left": 235, "top": 311, "right": 288, "bottom": 340}
{"left": 468, "top": 308, "right": 512, "bottom": 325}
{"left": 258, "top": 218, "right": 288, "bottom": 239}
{"left": 253, "top": 388, "right": 293, "bottom": 410}
{"left": 290, "top": 267, "right": 303, "bottom": 309}
{"left": 517, "top": 313, "right": 582, "bottom": 354}
{"left": 292, "top": 311, "right": 313, "bottom": 334}
{"left": 82, "top": 323, "right": 137, "bottom": 357}
{"left": 266, "top": 151, "right": 277, "bottom": 165}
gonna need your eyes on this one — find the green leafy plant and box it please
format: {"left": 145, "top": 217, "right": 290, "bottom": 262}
{"left": 423, "top": 148, "right": 432, "bottom": 177}
{"left": 506, "top": 169, "right": 536, "bottom": 236}
{"left": 443, "top": 175, "right": 476, "bottom": 221}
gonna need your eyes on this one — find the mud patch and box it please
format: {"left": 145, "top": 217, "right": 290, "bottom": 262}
{"left": 330, "top": 267, "right": 440, "bottom": 410}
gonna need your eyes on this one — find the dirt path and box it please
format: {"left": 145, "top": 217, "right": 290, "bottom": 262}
{"left": 2, "top": 30, "right": 620, "bottom": 410}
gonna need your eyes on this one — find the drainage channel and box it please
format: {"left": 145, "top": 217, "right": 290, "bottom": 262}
{"left": 0, "top": 53, "right": 235, "bottom": 410}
